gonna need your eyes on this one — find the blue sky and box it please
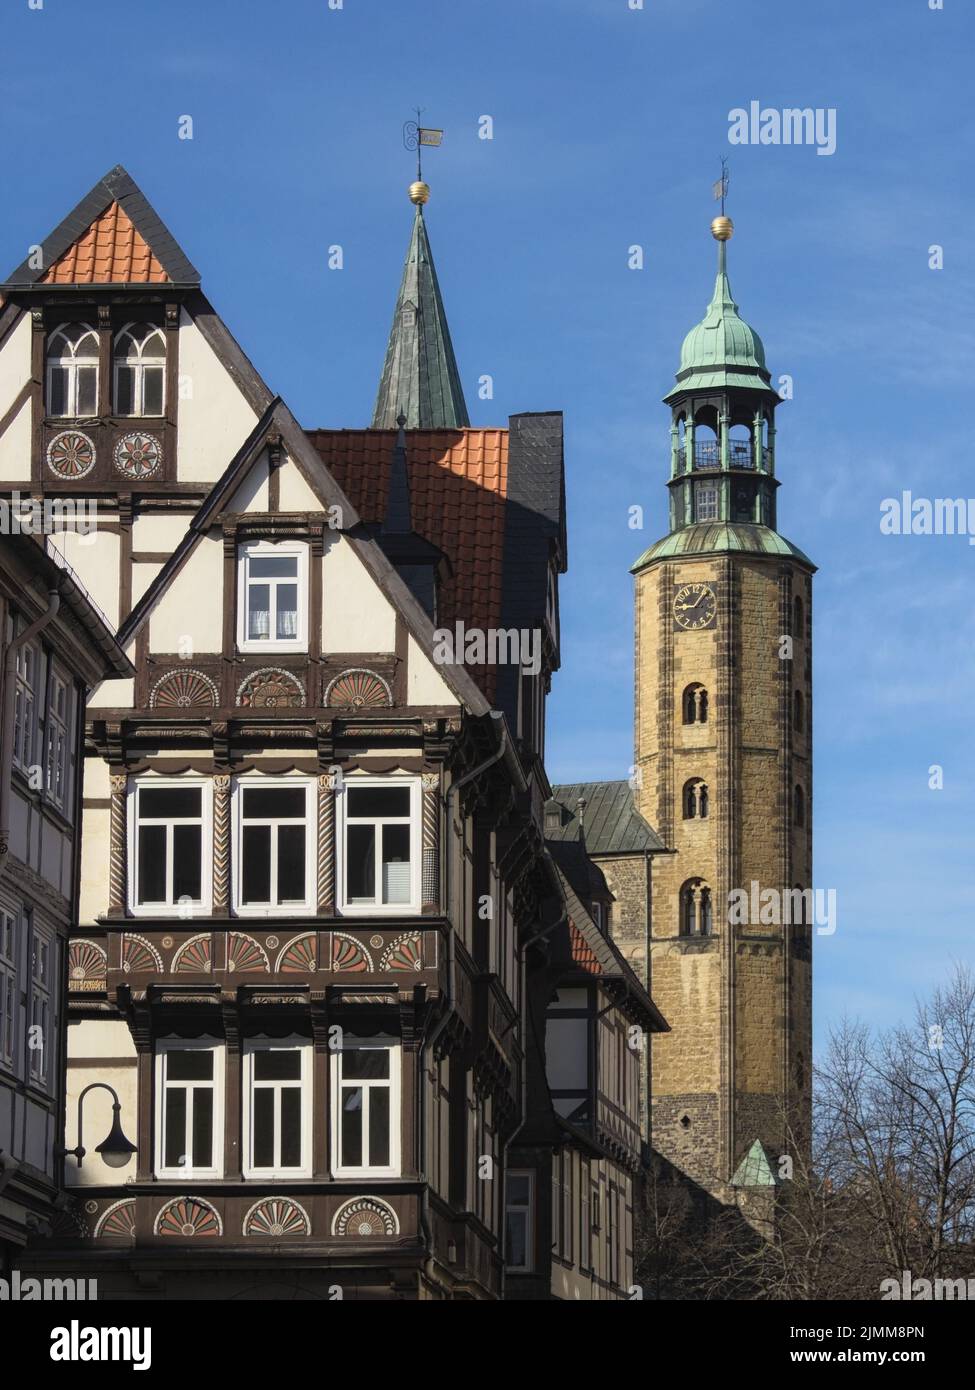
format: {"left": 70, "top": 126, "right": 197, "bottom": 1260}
{"left": 1, "top": 0, "right": 972, "bottom": 1053}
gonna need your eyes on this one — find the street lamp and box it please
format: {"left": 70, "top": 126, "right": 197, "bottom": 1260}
{"left": 58, "top": 1083, "right": 137, "bottom": 1170}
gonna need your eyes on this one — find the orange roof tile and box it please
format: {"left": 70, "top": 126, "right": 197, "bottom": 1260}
{"left": 309, "top": 428, "right": 508, "bottom": 699}
{"left": 41, "top": 202, "right": 169, "bottom": 285}
{"left": 569, "top": 920, "right": 603, "bottom": 975}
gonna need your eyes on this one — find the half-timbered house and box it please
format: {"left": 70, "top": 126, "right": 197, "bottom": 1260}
{"left": 0, "top": 166, "right": 662, "bottom": 1300}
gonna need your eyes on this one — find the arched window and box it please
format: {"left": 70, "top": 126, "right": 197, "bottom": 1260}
{"left": 793, "top": 595, "right": 804, "bottom": 637}
{"left": 728, "top": 422, "right": 752, "bottom": 469}
{"left": 682, "top": 683, "right": 708, "bottom": 725}
{"left": 47, "top": 322, "right": 98, "bottom": 417}
{"left": 679, "top": 879, "right": 712, "bottom": 938}
{"left": 114, "top": 322, "right": 166, "bottom": 416}
{"left": 682, "top": 778, "right": 709, "bottom": 819}
{"left": 794, "top": 784, "right": 806, "bottom": 828}
{"left": 793, "top": 690, "right": 804, "bottom": 734}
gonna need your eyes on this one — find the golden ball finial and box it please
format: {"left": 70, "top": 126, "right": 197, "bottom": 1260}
{"left": 409, "top": 180, "right": 431, "bottom": 206}
{"left": 711, "top": 215, "right": 734, "bottom": 241}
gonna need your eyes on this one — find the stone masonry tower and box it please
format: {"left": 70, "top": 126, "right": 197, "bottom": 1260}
{"left": 632, "top": 212, "right": 814, "bottom": 1204}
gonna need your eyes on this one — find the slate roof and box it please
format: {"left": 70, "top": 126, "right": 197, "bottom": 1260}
{"left": 547, "top": 780, "right": 665, "bottom": 855}
{"left": 371, "top": 206, "right": 469, "bottom": 429}
{"left": 2, "top": 165, "right": 200, "bottom": 288}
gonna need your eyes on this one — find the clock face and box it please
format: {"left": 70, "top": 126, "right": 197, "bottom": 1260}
{"left": 673, "top": 582, "right": 717, "bottom": 631}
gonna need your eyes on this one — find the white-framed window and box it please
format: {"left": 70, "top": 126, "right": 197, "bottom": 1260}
{"left": 46, "top": 322, "right": 99, "bottom": 417}
{"left": 113, "top": 322, "right": 166, "bottom": 416}
{"left": 330, "top": 1037, "right": 401, "bottom": 1178}
{"left": 154, "top": 1038, "right": 224, "bottom": 1179}
{"left": 694, "top": 480, "right": 719, "bottom": 523}
{"left": 337, "top": 777, "right": 420, "bottom": 915}
{"left": 128, "top": 778, "right": 212, "bottom": 915}
{"left": 236, "top": 541, "right": 308, "bottom": 652}
{"left": 0, "top": 908, "right": 20, "bottom": 1071}
{"left": 13, "top": 639, "right": 39, "bottom": 772}
{"left": 243, "top": 1037, "right": 311, "bottom": 1178}
{"left": 28, "top": 923, "right": 54, "bottom": 1090}
{"left": 233, "top": 778, "right": 313, "bottom": 914}
{"left": 44, "top": 671, "right": 70, "bottom": 810}
{"left": 505, "top": 1170, "right": 534, "bottom": 1271}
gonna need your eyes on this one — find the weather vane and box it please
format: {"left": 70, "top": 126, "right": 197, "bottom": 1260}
{"left": 712, "top": 157, "right": 730, "bottom": 216}
{"left": 403, "top": 108, "right": 444, "bottom": 185}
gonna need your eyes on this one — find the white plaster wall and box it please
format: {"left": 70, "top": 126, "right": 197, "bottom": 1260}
{"left": 407, "top": 633, "right": 457, "bottom": 706}
{"left": 48, "top": 529, "right": 120, "bottom": 628}
{"left": 149, "top": 533, "right": 223, "bottom": 653}
{"left": 321, "top": 535, "right": 396, "bottom": 652}
{"left": 132, "top": 561, "right": 163, "bottom": 607}
{"left": 177, "top": 311, "right": 258, "bottom": 482}
{"left": 65, "top": 1022, "right": 139, "bottom": 1188}
{"left": 278, "top": 455, "right": 321, "bottom": 511}
{"left": 227, "top": 451, "right": 269, "bottom": 512}
{"left": 0, "top": 397, "right": 31, "bottom": 482}
{"left": 0, "top": 313, "right": 30, "bottom": 416}
{"left": 78, "top": 805, "right": 110, "bottom": 925}
{"left": 132, "top": 513, "right": 194, "bottom": 551}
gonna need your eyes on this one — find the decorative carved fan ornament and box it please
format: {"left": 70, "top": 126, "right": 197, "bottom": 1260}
{"left": 325, "top": 668, "right": 392, "bottom": 710}
{"left": 155, "top": 1197, "right": 222, "bottom": 1238}
{"left": 332, "top": 1197, "right": 398, "bottom": 1237}
{"left": 149, "top": 669, "right": 219, "bottom": 709}
{"left": 121, "top": 933, "right": 163, "bottom": 973}
{"left": 243, "top": 1199, "right": 311, "bottom": 1237}
{"left": 47, "top": 430, "right": 96, "bottom": 479}
{"left": 114, "top": 431, "right": 162, "bottom": 479}
{"left": 68, "top": 939, "right": 106, "bottom": 984}
{"left": 331, "top": 933, "right": 373, "bottom": 973}
{"left": 276, "top": 933, "right": 317, "bottom": 973}
{"left": 227, "top": 932, "right": 269, "bottom": 973}
{"left": 172, "top": 934, "right": 212, "bottom": 973}
{"left": 380, "top": 932, "right": 423, "bottom": 972}
{"left": 95, "top": 1199, "right": 137, "bottom": 1239}
{"left": 237, "top": 668, "right": 305, "bottom": 709}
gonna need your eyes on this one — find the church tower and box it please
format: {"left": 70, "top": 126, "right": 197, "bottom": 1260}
{"left": 633, "top": 212, "right": 814, "bottom": 1202}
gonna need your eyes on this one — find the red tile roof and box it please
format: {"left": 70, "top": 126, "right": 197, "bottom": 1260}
{"left": 569, "top": 920, "right": 603, "bottom": 975}
{"left": 308, "top": 428, "right": 508, "bottom": 697}
{"left": 41, "top": 202, "right": 169, "bottom": 284}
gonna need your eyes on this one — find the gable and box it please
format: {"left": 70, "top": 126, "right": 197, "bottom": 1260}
{"left": 40, "top": 202, "right": 168, "bottom": 285}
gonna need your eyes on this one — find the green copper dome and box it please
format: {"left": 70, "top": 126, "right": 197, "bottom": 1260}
{"left": 631, "top": 522, "right": 815, "bottom": 574}
{"left": 664, "top": 241, "right": 771, "bottom": 401}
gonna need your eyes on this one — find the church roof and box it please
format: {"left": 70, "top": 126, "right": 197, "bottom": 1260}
{"left": 547, "top": 781, "right": 665, "bottom": 855}
{"left": 371, "top": 205, "right": 469, "bottom": 429}
{"left": 2, "top": 165, "right": 200, "bottom": 288}
{"left": 664, "top": 239, "right": 772, "bottom": 401}
{"left": 731, "top": 1139, "right": 783, "bottom": 1188}
{"left": 631, "top": 521, "right": 815, "bottom": 573}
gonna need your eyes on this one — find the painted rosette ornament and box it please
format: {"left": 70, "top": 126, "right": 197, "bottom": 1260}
{"left": 114, "top": 431, "right": 162, "bottom": 479}
{"left": 47, "top": 430, "right": 96, "bottom": 479}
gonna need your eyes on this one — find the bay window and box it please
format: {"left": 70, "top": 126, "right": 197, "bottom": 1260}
{"left": 0, "top": 908, "right": 20, "bottom": 1071}
{"left": 244, "top": 1039, "right": 311, "bottom": 1177}
{"left": 330, "top": 1038, "right": 400, "bottom": 1178}
{"left": 28, "top": 924, "right": 53, "bottom": 1089}
{"left": 155, "top": 1039, "right": 224, "bottom": 1178}
{"left": 237, "top": 541, "right": 308, "bottom": 652}
{"left": 234, "top": 779, "right": 313, "bottom": 913}
{"left": 338, "top": 778, "right": 420, "bottom": 914}
{"left": 44, "top": 671, "right": 70, "bottom": 810}
{"left": 129, "top": 779, "right": 211, "bottom": 914}
{"left": 12, "top": 639, "right": 38, "bottom": 771}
